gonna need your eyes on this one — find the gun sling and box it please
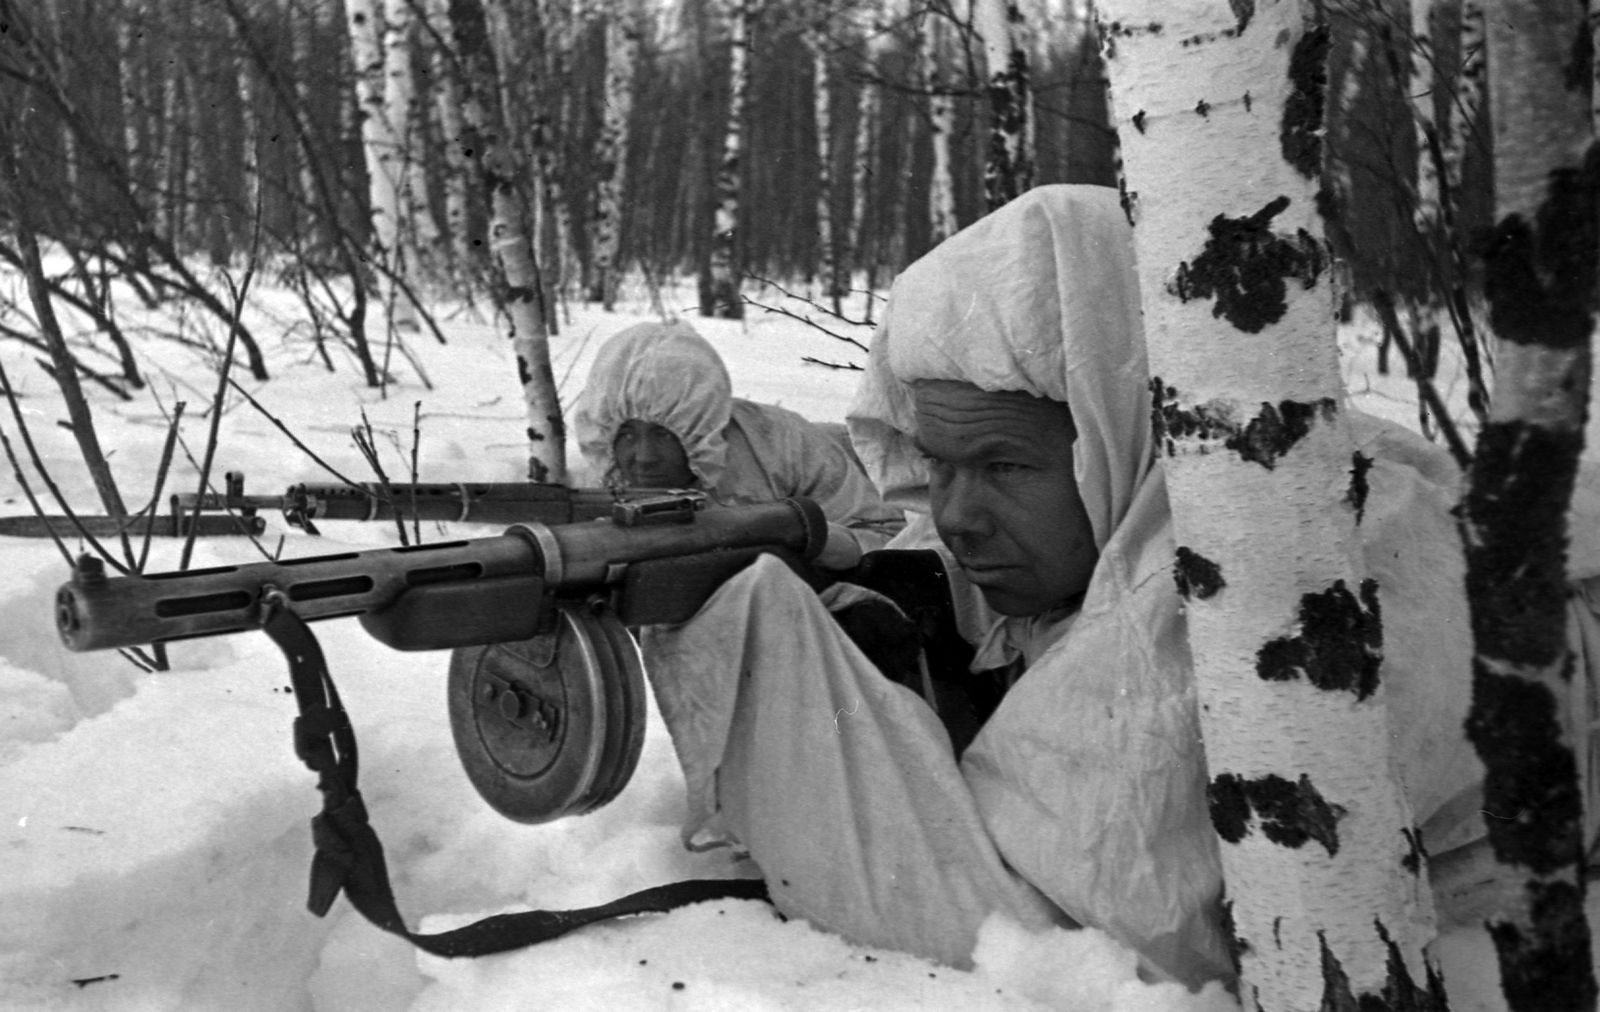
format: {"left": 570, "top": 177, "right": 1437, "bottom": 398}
{"left": 261, "top": 594, "right": 768, "bottom": 959}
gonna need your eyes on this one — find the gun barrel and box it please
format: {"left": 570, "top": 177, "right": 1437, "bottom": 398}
{"left": 56, "top": 532, "right": 544, "bottom": 652}
{"left": 287, "top": 483, "right": 657, "bottom": 526}
{"left": 55, "top": 498, "right": 827, "bottom": 653}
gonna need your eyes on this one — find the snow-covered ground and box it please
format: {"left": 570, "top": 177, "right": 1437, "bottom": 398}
{"left": 0, "top": 267, "right": 1569, "bottom": 1010}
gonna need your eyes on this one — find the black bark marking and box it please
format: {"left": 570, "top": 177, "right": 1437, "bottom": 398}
{"left": 1347, "top": 451, "right": 1373, "bottom": 523}
{"left": 1256, "top": 578, "right": 1383, "bottom": 701}
{"left": 1149, "top": 378, "right": 1336, "bottom": 467}
{"left": 1174, "top": 547, "right": 1225, "bottom": 600}
{"left": 516, "top": 356, "right": 533, "bottom": 388}
{"left": 1281, "top": 20, "right": 1329, "bottom": 179}
{"left": 1194, "top": 99, "right": 1211, "bottom": 118}
{"left": 1464, "top": 421, "right": 1583, "bottom": 668}
{"left": 1180, "top": 29, "right": 1243, "bottom": 48}
{"left": 1401, "top": 826, "right": 1425, "bottom": 875}
{"left": 1169, "top": 196, "right": 1324, "bottom": 333}
{"left": 1319, "top": 922, "right": 1451, "bottom": 1010}
{"left": 1229, "top": 399, "right": 1333, "bottom": 467}
{"left": 1229, "top": 0, "right": 1254, "bottom": 34}
{"left": 1208, "top": 772, "right": 1345, "bottom": 856}
{"left": 1466, "top": 660, "right": 1584, "bottom": 875}
{"left": 524, "top": 426, "right": 544, "bottom": 443}
{"left": 1102, "top": 20, "right": 1163, "bottom": 38}
{"left": 1477, "top": 144, "right": 1599, "bottom": 351}
{"left": 1216, "top": 896, "right": 1254, "bottom": 973}
{"left": 1488, "top": 879, "right": 1598, "bottom": 1010}
{"left": 1132, "top": 109, "right": 1147, "bottom": 134}
{"left": 1218, "top": 898, "right": 1248, "bottom": 978}
{"left": 1243, "top": 91, "right": 1252, "bottom": 112}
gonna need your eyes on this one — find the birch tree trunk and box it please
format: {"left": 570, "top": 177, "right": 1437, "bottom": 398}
{"left": 972, "top": 0, "right": 1034, "bottom": 210}
{"left": 425, "top": 0, "right": 477, "bottom": 283}
{"left": 809, "top": 10, "right": 842, "bottom": 315}
{"left": 379, "top": 0, "right": 423, "bottom": 330}
{"left": 538, "top": 0, "right": 578, "bottom": 307}
{"left": 706, "top": 0, "right": 750, "bottom": 319}
{"left": 923, "top": 9, "right": 957, "bottom": 243}
{"left": 1462, "top": 4, "right": 1597, "bottom": 1008}
{"left": 292, "top": 0, "right": 325, "bottom": 249}
{"left": 347, "top": 0, "right": 415, "bottom": 332}
{"left": 453, "top": 0, "right": 567, "bottom": 483}
{"left": 1405, "top": 0, "right": 1442, "bottom": 384}
{"left": 1409, "top": 0, "right": 1441, "bottom": 249}
{"left": 1427, "top": 0, "right": 1492, "bottom": 424}
{"left": 850, "top": 6, "right": 891, "bottom": 311}
{"left": 590, "top": 1, "right": 638, "bottom": 310}
{"left": 1099, "top": 3, "right": 1444, "bottom": 1007}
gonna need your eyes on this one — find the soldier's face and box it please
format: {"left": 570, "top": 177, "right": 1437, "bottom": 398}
{"left": 913, "top": 380, "right": 1098, "bottom": 617}
{"left": 613, "top": 419, "right": 695, "bottom": 488}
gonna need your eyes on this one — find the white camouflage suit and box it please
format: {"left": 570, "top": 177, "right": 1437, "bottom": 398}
{"left": 637, "top": 185, "right": 1600, "bottom": 988}
{"left": 571, "top": 320, "right": 903, "bottom": 554}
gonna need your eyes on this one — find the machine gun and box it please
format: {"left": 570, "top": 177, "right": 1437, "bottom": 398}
{"left": 0, "top": 471, "right": 672, "bottom": 539}
{"left": 51, "top": 493, "right": 986, "bottom": 959}
{"left": 56, "top": 492, "right": 827, "bottom": 818}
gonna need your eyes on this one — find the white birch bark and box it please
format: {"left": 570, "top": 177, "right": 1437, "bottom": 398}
{"left": 707, "top": 0, "right": 750, "bottom": 319}
{"left": 379, "top": 0, "right": 422, "bottom": 329}
{"left": 923, "top": 9, "right": 957, "bottom": 243}
{"left": 1098, "top": 3, "right": 1441, "bottom": 1007}
{"left": 116, "top": 0, "right": 143, "bottom": 198}
{"left": 347, "top": 0, "right": 416, "bottom": 330}
{"left": 425, "top": 0, "right": 476, "bottom": 279}
{"left": 291, "top": 0, "right": 324, "bottom": 245}
{"left": 457, "top": 0, "right": 567, "bottom": 482}
{"left": 590, "top": 1, "right": 638, "bottom": 310}
{"left": 1409, "top": 0, "right": 1440, "bottom": 241}
{"left": 972, "top": 0, "right": 1034, "bottom": 210}
{"left": 809, "top": 10, "right": 841, "bottom": 312}
{"left": 1460, "top": 3, "right": 1597, "bottom": 1007}
{"left": 1441, "top": 0, "right": 1483, "bottom": 204}
{"left": 235, "top": 30, "right": 260, "bottom": 234}
{"left": 541, "top": 0, "right": 580, "bottom": 302}
{"left": 849, "top": 6, "right": 891, "bottom": 307}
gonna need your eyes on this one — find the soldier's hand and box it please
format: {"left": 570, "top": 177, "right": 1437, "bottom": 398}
{"left": 815, "top": 523, "right": 864, "bottom": 571}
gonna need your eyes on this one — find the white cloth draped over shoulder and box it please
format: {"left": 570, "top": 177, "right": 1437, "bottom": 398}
{"left": 571, "top": 319, "right": 902, "bottom": 550}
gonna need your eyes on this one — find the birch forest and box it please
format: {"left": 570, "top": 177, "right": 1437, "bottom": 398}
{"left": 3, "top": 0, "right": 1599, "bottom": 1009}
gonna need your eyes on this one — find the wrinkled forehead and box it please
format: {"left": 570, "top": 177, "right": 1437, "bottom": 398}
{"left": 910, "top": 380, "right": 1074, "bottom": 438}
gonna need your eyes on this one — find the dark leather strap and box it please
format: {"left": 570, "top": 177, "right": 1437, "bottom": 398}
{"left": 260, "top": 598, "right": 768, "bottom": 958}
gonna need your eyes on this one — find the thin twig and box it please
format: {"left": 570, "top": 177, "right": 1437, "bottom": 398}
{"left": 409, "top": 401, "right": 422, "bottom": 545}
{"left": 181, "top": 186, "right": 263, "bottom": 571}
{"left": 0, "top": 357, "right": 131, "bottom": 573}
{"left": 149, "top": 386, "right": 275, "bottom": 564}
{"left": 352, "top": 408, "right": 408, "bottom": 546}
{"left": 0, "top": 423, "right": 75, "bottom": 569}
{"left": 226, "top": 378, "right": 367, "bottom": 488}
{"left": 181, "top": 269, "right": 253, "bottom": 571}
{"left": 740, "top": 294, "right": 870, "bottom": 353}
{"left": 746, "top": 271, "right": 879, "bottom": 328}
{"left": 135, "top": 401, "right": 186, "bottom": 573}
{"left": 801, "top": 356, "right": 864, "bottom": 371}
{"left": 1371, "top": 290, "right": 1473, "bottom": 468}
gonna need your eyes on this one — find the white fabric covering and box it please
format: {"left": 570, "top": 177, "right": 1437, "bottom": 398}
{"left": 572, "top": 320, "right": 902, "bottom": 549}
{"left": 641, "top": 185, "right": 1599, "bottom": 988}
